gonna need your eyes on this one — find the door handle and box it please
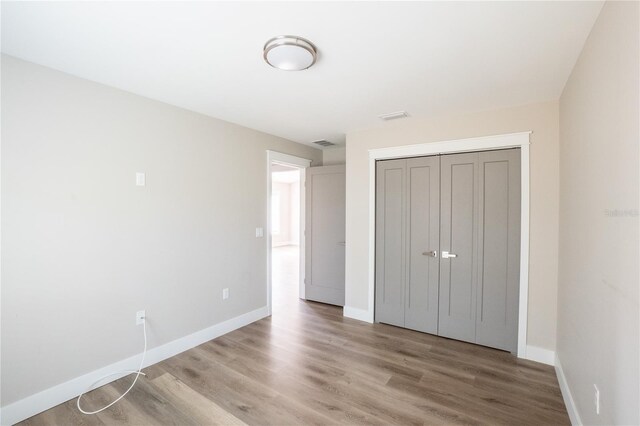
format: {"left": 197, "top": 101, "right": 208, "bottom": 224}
{"left": 338, "top": 241, "right": 346, "bottom": 246}
{"left": 422, "top": 250, "right": 438, "bottom": 257}
{"left": 442, "top": 251, "right": 457, "bottom": 259}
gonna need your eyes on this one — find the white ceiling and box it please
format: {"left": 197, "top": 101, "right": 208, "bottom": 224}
{"left": 1, "top": 1, "right": 603, "bottom": 147}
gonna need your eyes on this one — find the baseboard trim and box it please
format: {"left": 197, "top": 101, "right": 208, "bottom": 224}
{"left": 555, "top": 354, "right": 582, "bottom": 426}
{"left": 0, "top": 306, "right": 269, "bottom": 426}
{"left": 523, "top": 345, "right": 555, "bottom": 366}
{"left": 343, "top": 306, "right": 374, "bottom": 323}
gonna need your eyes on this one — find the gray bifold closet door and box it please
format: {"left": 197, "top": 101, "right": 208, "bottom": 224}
{"left": 375, "top": 156, "right": 440, "bottom": 333}
{"left": 438, "top": 152, "right": 479, "bottom": 344}
{"left": 476, "top": 149, "right": 520, "bottom": 352}
{"left": 375, "top": 149, "right": 520, "bottom": 353}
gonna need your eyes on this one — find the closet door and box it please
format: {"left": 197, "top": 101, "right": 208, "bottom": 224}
{"left": 405, "top": 156, "right": 440, "bottom": 333}
{"left": 375, "top": 159, "right": 406, "bottom": 327}
{"left": 376, "top": 150, "right": 520, "bottom": 353}
{"left": 438, "top": 152, "right": 479, "bottom": 344}
{"left": 476, "top": 149, "right": 520, "bottom": 353}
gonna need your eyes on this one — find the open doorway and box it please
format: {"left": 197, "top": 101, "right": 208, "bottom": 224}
{"left": 266, "top": 151, "right": 311, "bottom": 316}
{"left": 271, "top": 164, "right": 301, "bottom": 310}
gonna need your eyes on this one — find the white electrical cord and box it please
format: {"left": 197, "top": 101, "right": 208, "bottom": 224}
{"left": 77, "top": 317, "right": 147, "bottom": 415}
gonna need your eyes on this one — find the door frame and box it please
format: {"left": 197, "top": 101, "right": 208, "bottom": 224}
{"left": 364, "top": 132, "right": 531, "bottom": 358}
{"left": 266, "top": 150, "right": 312, "bottom": 315}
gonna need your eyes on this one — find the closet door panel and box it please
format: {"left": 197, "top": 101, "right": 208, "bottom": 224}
{"left": 476, "top": 149, "right": 520, "bottom": 353}
{"left": 375, "top": 159, "right": 406, "bottom": 327}
{"left": 439, "top": 153, "right": 478, "bottom": 344}
{"left": 405, "top": 156, "right": 440, "bottom": 333}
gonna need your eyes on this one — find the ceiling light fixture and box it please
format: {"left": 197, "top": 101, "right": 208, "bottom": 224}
{"left": 263, "top": 35, "right": 317, "bottom": 71}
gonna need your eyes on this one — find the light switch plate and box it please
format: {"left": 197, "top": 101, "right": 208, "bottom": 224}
{"left": 136, "top": 172, "right": 145, "bottom": 186}
{"left": 256, "top": 227, "right": 264, "bottom": 238}
{"left": 222, "top": 288, "right": 229, "bottom": 300}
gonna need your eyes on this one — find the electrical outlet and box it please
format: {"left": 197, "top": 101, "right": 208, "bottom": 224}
{"left": 594, "top": 384, "right": 600, "bottom": 415}
{"left": 222, "top": 288, "right": 229, "bottom": 300}
{"left": 136, "top": 310, "right": 146, "bottom": 325}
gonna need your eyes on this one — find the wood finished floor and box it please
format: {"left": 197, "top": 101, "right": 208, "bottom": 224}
{"left": 20, "top": 246, "right": 569, "bottom": 425}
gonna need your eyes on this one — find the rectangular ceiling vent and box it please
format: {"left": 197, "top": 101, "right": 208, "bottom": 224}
{"left": 312, "top": 140, "right": 335, "bottom": 147}
{"left": 378, "top": 111, "right": 410, "bottom": 121}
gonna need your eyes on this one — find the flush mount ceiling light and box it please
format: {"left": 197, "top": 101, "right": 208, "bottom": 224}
{"left": 263, "top": 35, "right": 317, "bottom": 71}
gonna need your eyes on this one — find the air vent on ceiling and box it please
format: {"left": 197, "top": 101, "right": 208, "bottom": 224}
{"left": 378, "top": 111, "right": 410, "bottom": 121}
{"left": 312, "top": 140, "right": 335, "bottom": 147}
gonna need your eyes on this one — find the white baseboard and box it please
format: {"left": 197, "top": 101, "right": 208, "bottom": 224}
{"left": 555, "top": 355, "right": 582, "bottom": 426}
{"left": 523, "top": 345, "right": 556, "bottom": 366}
{"left": 343, "top": 306, "right": 373, "bottom": 323}
{"left": 0, "top": 306, "right": 269, "bottom": 426}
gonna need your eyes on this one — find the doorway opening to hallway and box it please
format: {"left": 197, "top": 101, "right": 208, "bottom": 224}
{"left": 270, "top": 163, "right": 303, "bottom": 311}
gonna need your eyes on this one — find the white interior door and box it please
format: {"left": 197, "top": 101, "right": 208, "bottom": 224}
{"left": 305, "top": 165, "right": 346, "bottom": 306}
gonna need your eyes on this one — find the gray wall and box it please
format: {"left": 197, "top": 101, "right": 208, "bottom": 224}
{"left": 345, "top": 101, "right": 560, "bottom": 351}
{"left": 0, "top": 55, "right": 322, "bottom": 405}
{"left": 322, "top": 147, "right": 346, "bottom": 165}
{"left": 557, "top": 1, "right": 639, "bottom": 424}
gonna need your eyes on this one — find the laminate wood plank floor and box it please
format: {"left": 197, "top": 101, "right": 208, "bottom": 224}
{"left": 19, "top": 246, "right": 569, "bottom": 425}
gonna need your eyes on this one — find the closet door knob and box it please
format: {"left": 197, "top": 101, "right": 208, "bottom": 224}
{"left": 422, "top": 250, "right": 438, "bottom": 257}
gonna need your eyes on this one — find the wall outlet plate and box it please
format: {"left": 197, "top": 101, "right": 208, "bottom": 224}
{"left": 136, "top": 310, "right": 146, "bottom": 325}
